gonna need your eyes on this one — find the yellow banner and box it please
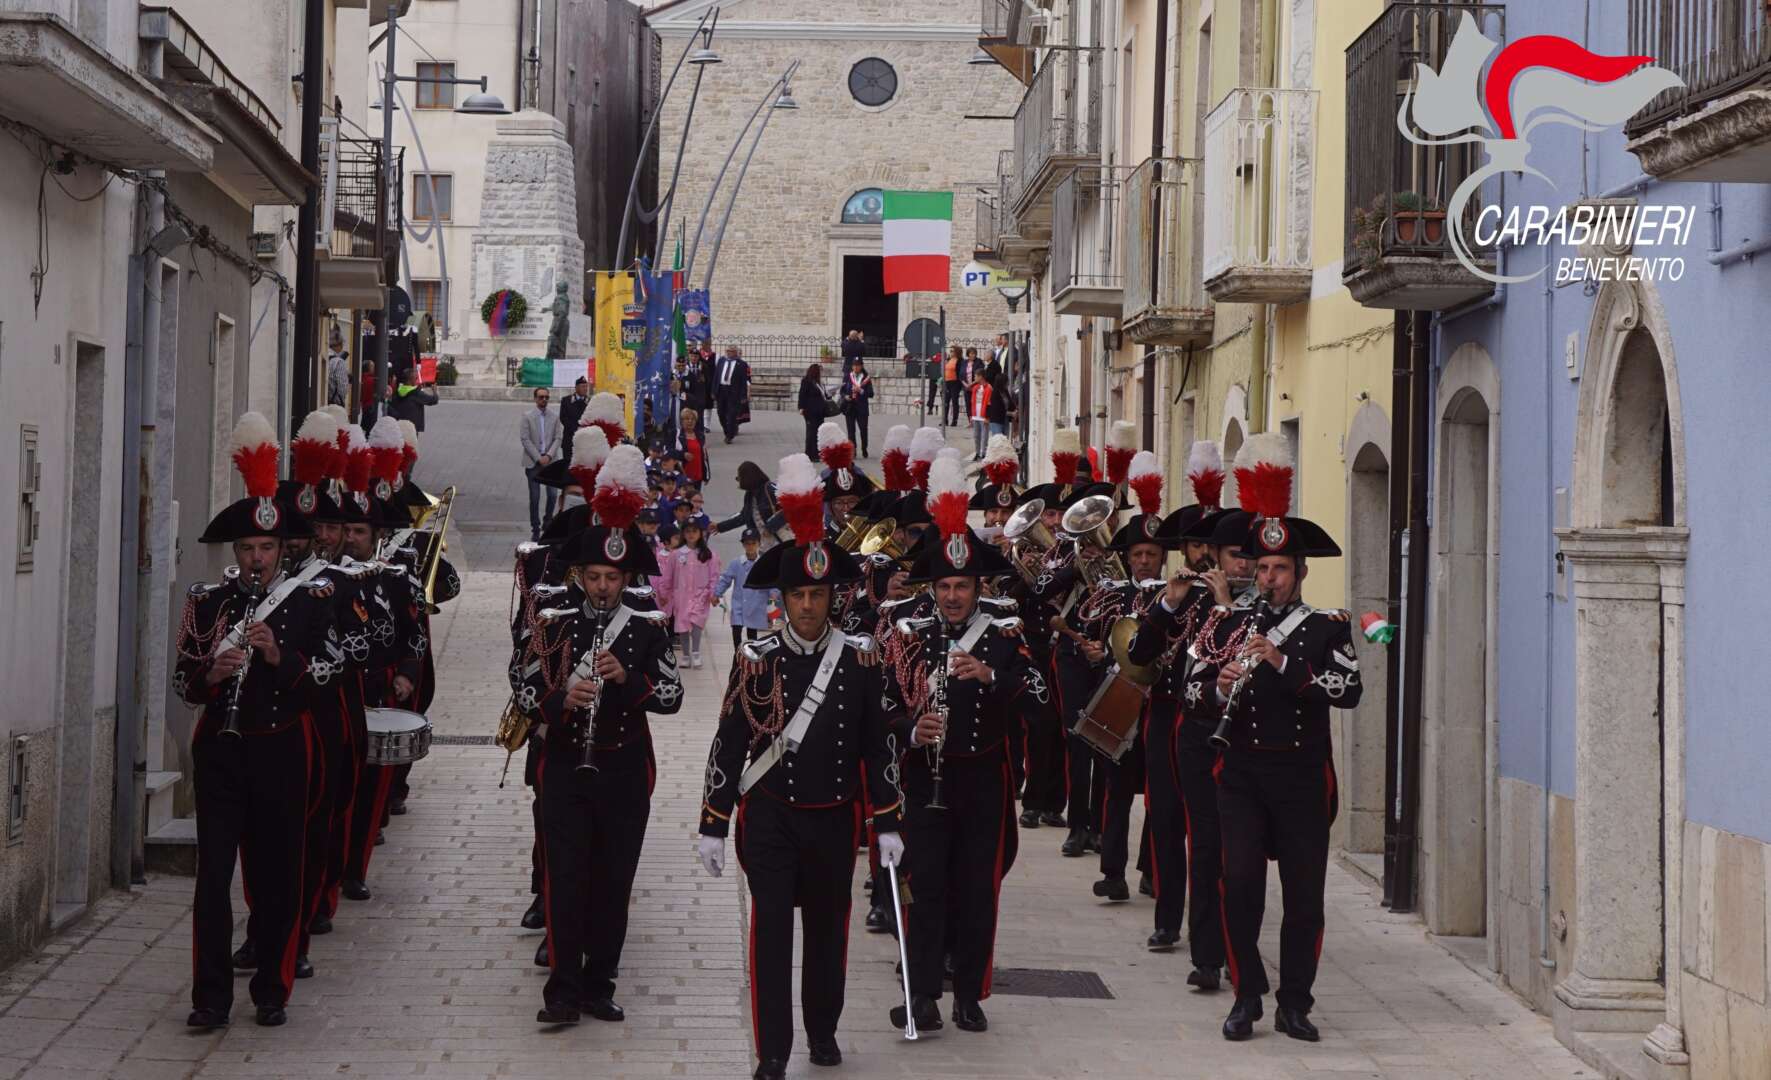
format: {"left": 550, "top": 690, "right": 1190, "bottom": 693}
{"left": 592, "top": 270, "right": 638, "bottom": 433}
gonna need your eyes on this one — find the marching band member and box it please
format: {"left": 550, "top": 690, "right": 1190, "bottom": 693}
{"left": 176, "top": 414, "right": 337, "bottom": 1029}
{"left": 887, "top": 455, "right": 1037, "bottom": 1035}
{"left": 514, "top": 445, "right": 682, "bottom": 1026}
{"left": 697, "top": 453, "right": 905, "bottom": 1080}
{"left": 1210, "top": 435, "right": 1361, "bottom": 1044}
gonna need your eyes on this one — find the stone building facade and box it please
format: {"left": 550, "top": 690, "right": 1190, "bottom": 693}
{"left": 645, "top": 0, "right": 1021, "bottom": 347}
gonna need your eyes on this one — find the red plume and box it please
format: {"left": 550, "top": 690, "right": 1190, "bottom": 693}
{"left": 227, "top": 413, "right": 279, "bottom": 500}
{"left": 817, "top": 421, "right": 855, "bottom": 471}
{"left": 1233, "top": 434, "right": 1294, "bottom": 519}
{"left": 982, "top": 459, "right": 1017, "bottom": 487}
{"left": 592, "top": 485, "right": 645, "bottom": 530}
{"left": 1189, "top": 469, "right": 1224, "bottom": 510}
{"left": 291, "top": 439, "right": 330, "bottom": 487}
{"left": 1051, "top": 452, "right": 1079, "bottom": 485}
{"left": 1105, "top": 447, "right": 1135, "bottom": 486}
{"left": 1128, "top": 451, "right": 1163, "bottom": 516}
{"left": 331, "top": 428, "right": 350, "bottom": 481}
{"left": 400, "top": 444, "right": 418, "bottom": 474}
{"left": 775, "top": 453, "right": 825, "bottom": 545}
{"left": 909, "top": 460, "right": 932, "bottom": 491}
{"left": 928, "top": 456, "right": 971, "bottom": 539}
{"left": 590, "top": 419, "right": 625, "bottom": 447}
{"left": 882, "top": 449, "right": 912, "bottom": 491}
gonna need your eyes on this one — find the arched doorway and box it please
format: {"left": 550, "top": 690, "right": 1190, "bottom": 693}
{"left": 1424, "top": 344, "right": 1499, "bottom": 940}
{"left": 1554, "top": 279, "right": 1689, "bottom": 1068}
{"left": 1341, "top": 401, "right": 1391, "bottom": 857}
{"left": 833, "top": 188, "right": 896, "bottom": 350}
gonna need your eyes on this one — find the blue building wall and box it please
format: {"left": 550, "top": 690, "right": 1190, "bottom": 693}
{"left": 1435, "top": 0, "right": 1771, "bottom": 843}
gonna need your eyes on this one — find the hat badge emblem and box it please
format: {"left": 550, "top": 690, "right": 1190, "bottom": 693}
{"left": 296, "top": 486, "right": 317, "bottom": 514}
{"left": 253, "top": 498, "right": 281, "bottom": 531}
{"left": 804, "top": 541, "right": 830, "bottom": 580}
{"left": 997, "top": 487, "right": 1012, "bottom": 507}
{"left": 604, "top": 531, "right": 628, "bottom": 562}
{"left": 1143, "top": 516, "right": 1159, "bottom": 538}
{"left": 1260, "top": 517, "right": 1289, "bottom": 551}
{"left": 837, "top": 469, "right": 853, "bottom": 491}
{"left": 945, "top": 533, "right": 970, "bottom": 568}
{"left": 375, "top": 478, "right": 392, "bottom": 501}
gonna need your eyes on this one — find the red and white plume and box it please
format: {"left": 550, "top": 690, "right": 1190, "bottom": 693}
{"left": 322, "top": 403, "right": 348, "bottom": 428}
{"left": 927, "top": 454, "right": 971, "bottom": 540}
{"left": 1129, "top": 451, "right": 1163, "bottom": 516}
{"left": 369, "top": 416, "right": 405, "bottom": 488}
{"left": 981, "top": 434, "right": 1017, "bottom": 487}
{"left": 290, "top": 410, "right": 338, "bottom": 490}
{"left": 397, "top": 419, "right": 419, "bottom": 474}
{"left": 775, "top": 453, "right": 825, "bottom": 545}
{"left": 1051, "top": 427, "right": 1081, "bottom": 486}
{"left": 329, "top": 412, "right": 351, "bottom": 481}
{"left": 817, "top": 420, "right": 854, "bottom": 472}
{"left": 568, "top": 424, "right": 611, "bottom": 493}
{"left": 343, "top": 424, "right": 373, "bottom": 496}
{"left": 1105, "top": 420, "right": 1138, "bottom": 486}
{"left": 881, "top": 425, "right": 914, "bottom": 491}
{"left": 591, "top": 444, "right": 648, "bottom": 530}
{"left": 908, "top": 426, "right": 944, "bottom": 491}
{"left": 228, "top": 412, "right": 280, "bottom": 500}
{"left": 586, "top": 391, "right": 625, "bottom": 446}
{"left": 1233, "top": 433, "right": 1293, "bottom": 520}
{"left": 1185, "top": 440, "right": 1224, "bottom": 511}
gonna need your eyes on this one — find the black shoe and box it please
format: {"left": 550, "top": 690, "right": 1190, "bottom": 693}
{"left": 533, "top": 940, "right": 550, "bottom": 968}
{"left": 807, "top": 1036, "right": 842, "bottom": 1066}
{"left": 375, "top": 829, "right": 386, "bottom": 845}
{"left": 255, "top": 1005, "right": 287, "bottom": 1027}
{"left": 388, "top": 798, "right": 408, "bottom": 816}
{"left": 1085, "top": 829, "right": 1102, "bottom": 853}
{"left": 186, "top": 1007, "right": 228, "bottom": 1029}
{"left": 1138, "top": 872, "right": 1154, "bottom": 897}
{"left": 889, "top": 993, "right": 943, "bottom": 1032}
{"left": 582, "top": 996, "right": 624, "bottom": 1022}
{"left": 308, "top": 914, "right": 332, "bottom": 936}
{"left": 865, "top": 906, "right": 890, "bottom": 934}
{"left": 752, "top": 1060, "right": 786, "bottom": 1080}
{"left": 862, "top": 875, "right": 873, "bottom": 893}
{"left": 521, "top": 895, "right": 545, "bottom": 930}
{"left": 1275, "top": 1007, "right": 1320, "bottom": 1042}
{"left": 1146, "top": 928, "right": 1179, "bottom": 952}
{"left": 1019, "top": 809, "right": 1040, "bottom": 829}
{"left": 294, "top": 956, "right": 314, "bottom": 979}
{"left": 1040, "top": 812, "right": 1066, "bottom": 828}
{"left": 231, "top": 940, "right": 257, "bottom": 971}
{"left": 1188, "top": 966, "right": 1224, "bottom": 991}
{"left": 1060, "top": 828, "right": 1087, "bottom": 857}
{"left": 1223, "top": 996, "right": 1262, "bottom": 1041}
{"left": 341, "top": 880, "right": 371, "bottom": 901}
{"left": 536, "top": 1002, "right": 581, "bottom": 1025}
{"left": 951, "top": 999, "right": 988, "bottom": 1032}
{"left": 1092, "top": 876, "right": 1130, "bottom": 902}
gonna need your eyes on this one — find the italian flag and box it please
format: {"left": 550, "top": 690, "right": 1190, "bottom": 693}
{"left": 882, "top": 190, "right": 953, "bottom": 294}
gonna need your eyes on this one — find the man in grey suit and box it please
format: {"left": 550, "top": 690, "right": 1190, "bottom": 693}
{"left": 521, "top": 387, "right": 563, "bottom": 541}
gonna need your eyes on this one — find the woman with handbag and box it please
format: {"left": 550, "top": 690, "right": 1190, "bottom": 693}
{"left": 840, "top": 358, "right": 875, "bottom": 457}
{"left": 797, "top": 363, "right": 828, "bottom": 458}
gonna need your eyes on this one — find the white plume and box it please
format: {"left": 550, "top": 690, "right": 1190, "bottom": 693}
{"left": 1186, "top": 440, "right": 1222, "bottom": 476}
{"left": 1110, "top": 419, "right": 1137, "bottom": 449}
{"left": 1129, "top": 450, "right": 1161, "bottom": 481}
{"left": 928, "top": 454, "right": 969, "bottom": 502}
{"left": 595, "top": 443, "right": 647, "bottom": 495}
{"left": 397, "top": 419, "right": 418, "bottom": 449}
{"left": 1052, "top": 427, "right": 1081, "bottom": 455}
{"left": 984, "top": 433, "right": 1016, "bottom": 465}
{"left": 817, "top": 420, "right": 849, "bottom": 452}
{"left": 909, "top": 426, "right": 944, "bottom": 464}
{"left": 369, "top": 415, "right": 403, "bottom": 450}
{"left": 228, "top": 411, "right": 277, "bottom": 453}
{"left": 883, "top": 424, "right": 913, "bottom": 455}
{"left": 588, "top": 391, "right": 623, "bottom": 424}
{"left": 345, "top": 424, "right": 368, "bottom": 453}
{"left": 322, "top": 403, "right": 349, "bottom": 428}
{"left": 937, "top": 447, "right": 964, "bottom": 465}
{"left": 294, "top": 409, "right": 338, "bottom": 445}
{"left": 775, "top": 452, "right": 820, "bottom": 499}
{"left": 1234, "top": 432, "right": 1293, "bottom": 472}
{"left": 571, "top": 424, "right": 611, "bottom": 469}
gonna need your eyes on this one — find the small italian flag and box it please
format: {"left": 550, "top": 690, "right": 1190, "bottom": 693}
{"left": 882, "top": 190, "right": 953, "bottom": 294}
{"left": 1360, "top": 611, "right": 1395, "bottom": 644}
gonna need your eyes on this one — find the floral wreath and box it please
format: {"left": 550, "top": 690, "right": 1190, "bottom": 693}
{"left": 480, "top": 289, "right": 528, "bottom": 337}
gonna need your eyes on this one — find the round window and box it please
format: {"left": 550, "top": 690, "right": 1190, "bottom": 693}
{"left": 848, "top": 57, "right": 898, "bottom": 108}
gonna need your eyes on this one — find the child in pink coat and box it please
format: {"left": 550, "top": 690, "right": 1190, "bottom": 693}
{"left": 657, "top": 520, "right": 721, "bottom": 668}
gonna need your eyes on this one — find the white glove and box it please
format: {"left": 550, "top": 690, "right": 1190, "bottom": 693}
{"left": 878, "top": 832, "right": 905, "bottom": 869}
{"left": 697, "top": 835, "right": 726, "bottom": 878}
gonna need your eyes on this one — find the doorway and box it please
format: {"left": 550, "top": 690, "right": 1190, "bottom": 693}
{"left": 1342, "top": 431, "right": 1390, "bottom": 855}
{"left": 840, "top": 255, "right": 896, "bottom": 354}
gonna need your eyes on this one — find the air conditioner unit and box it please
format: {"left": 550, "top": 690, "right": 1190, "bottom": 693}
{"left": 250, "top": 232, "right": 278, "bottom": 260}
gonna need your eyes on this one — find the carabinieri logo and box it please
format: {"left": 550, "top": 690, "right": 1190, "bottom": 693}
{"left": 1402, "top": 14, "right": 1686, "bottom": 284}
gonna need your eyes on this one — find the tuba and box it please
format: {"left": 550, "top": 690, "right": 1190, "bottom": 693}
{"left": 1061, "top": 494, "right": 1127, "bottom": 588}
{"left": 857, "top": 517, "right": 904, "bottom": 559}
{"left": 1002, "top": 498, "right": 1055, "bottom": 585}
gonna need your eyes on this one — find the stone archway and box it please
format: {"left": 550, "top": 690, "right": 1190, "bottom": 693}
{"left": 1340, "top": 401, "right": 1391, "bottom": 856}
{"left": 1221, "top": 383, "right": 1248, "bottom": 467}
{"left": 1553, "top": 277, "right": 1690, "bottom": 1072}
{"left": 1423, "top": 343, "right": 1499, "bottom": 941}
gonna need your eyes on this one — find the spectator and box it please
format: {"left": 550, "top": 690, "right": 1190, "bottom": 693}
{"left": 968, "top": 366, "right": 993, "bottom": 460}
{"left": 840, "top": 357, "right": 876, "bottom": 457}
{"left": 695, "top": 346, "right": 717, "bottom": 438}
{"left": 519, "top": 386, "right": 562, "bottom": 541}
{"left": 326, "top": 328, "right": 351, "bottom": 408}
{"left": 797, "top": 362, "right": 828, "bottom": 458}
{"left": 715, "top": 528, "right": 777, "bottom": 659}
{"left": 713, "top": 345, "right": 751, "bottom": 443}
{"left": 386, "top": 364, "right": 438, "bottom": 436}
{"left": 658, "top": 519, "right": 721, "bottom": 669}
{"left": 986, "top": 365, "right": 1011, "bottom": 441}
{"left": 942, "top": 344, "right": 963, "bottom": 428}
{"left": 713, "top": 461, "right": 780, "bottom": 548}
{"left": 558, "top": 377, "right": 590, "bottom": 457}
{"left": 679, "top": 407, "right": 708, "bottom": 483}
{"left": 840, "top": 329, "right": 866, "bottom": 375}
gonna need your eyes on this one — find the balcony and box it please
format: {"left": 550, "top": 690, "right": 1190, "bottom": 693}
{"left": 978, "top": 0, "right": 1045, "bottom": 85}
{"left": 1625, "top": 0, "right": 1771, "bottom": 180}
{"left": 1051, "top": 166, "right": 1123, "bottom": 317}
{"left": 1012, "top": 48, "right": 1102, "bottom": 243}
{"left": 992, "top": 149, "right": 1041, "bottom": 276}
{"left": 1120, "top": 157, "right": 1212, "bottom": 348}
{"left": 1203, "top": 87, "right": 1317, "bottom": 304}
{"left": 975, "top": 191, "right": 1001, "bottom": 260}
{"left": 1342, "top": 4, "right": 1502, "bottom": 311}
{"left": 316, "top": 121, "right": 399, "bottom": 309}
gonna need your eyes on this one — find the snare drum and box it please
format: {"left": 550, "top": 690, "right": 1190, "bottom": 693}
{"left": 1073, "top": 666, "right": 1147, "bottom": 763}
{"left": 365, "top": 708, "right": 433, "bottom": 766}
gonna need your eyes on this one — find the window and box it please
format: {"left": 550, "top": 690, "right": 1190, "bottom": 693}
{"left": 411, "top": 279, "right": 446, "bottom": 324}
{"left": 415, "top": 62, "right": 456, "bottom": 109}
{"left": 412, "top": 173, "right": 453, "bottom": 221}
{"left": 841, "top": 188, "right": 883, "bottom": 225}
{"left": 15, "top": 425, "right": 38, "bottom": 572}
{"left": 848, "top": 57, "right": 897, "bottom": 107}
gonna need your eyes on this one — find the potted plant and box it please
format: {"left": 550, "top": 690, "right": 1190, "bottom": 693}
{"left": 435, "top": 358, "right": 460, "bottom": 386}
{"left": 1351, "top": 194, "right": 1387, "bottom": 262}
{"left": 1391, "top": 192, "right": 1446, "bottom": 245}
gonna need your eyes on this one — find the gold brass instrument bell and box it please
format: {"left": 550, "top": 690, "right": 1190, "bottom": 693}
{"left": 1002, "top": 498, "right": 1056, "bottom": 585}
{"left": 1060, "top": 494, "right": 1127, "bottom": 586}
{"left": 857, "top": 517, "right": 904, "bottom": 559}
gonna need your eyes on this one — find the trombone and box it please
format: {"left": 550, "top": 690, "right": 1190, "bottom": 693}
{"left": 416, "top": 485, "right": 456, "bottom": 611}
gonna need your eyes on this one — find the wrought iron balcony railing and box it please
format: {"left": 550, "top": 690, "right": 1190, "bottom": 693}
{"left": 1625, "top": 0, "right": 1771, "bottom": 138}
{"left": 1120, "top": 156, "right": 1211, "bottom": 347}
{"left": 1203, "top": 87, "right": 1317, "bottom": 304}
{"left": 1013, "top": 47, "right": 1102, "bottom": 217}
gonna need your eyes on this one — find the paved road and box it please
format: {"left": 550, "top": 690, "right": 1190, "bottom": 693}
{"left": 0, "top": 406, "right": 1594, "bottom": 1078}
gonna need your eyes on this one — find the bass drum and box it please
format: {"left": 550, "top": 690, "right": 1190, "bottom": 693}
{"left": 365, "top": 707, "right": 433, "bottom": 766}
{"left": 1073, "top": 667, "right": 1146, "bottom": 763}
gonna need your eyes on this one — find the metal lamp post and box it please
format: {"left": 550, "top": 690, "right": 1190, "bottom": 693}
{"left": 684, "top": 60, "right": 800, "bottom": 282}
{"left": 702, "top": 80, "right": 799, "bottom": 292}
{"left": 614, "top": 8, "right": 722, "bottom": 270}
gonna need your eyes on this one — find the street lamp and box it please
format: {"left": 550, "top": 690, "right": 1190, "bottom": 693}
{"left": 685, "top": 61, "right": 801, "bottom": 287}
{"left": 614, "top": 8, "right": 723, "bottom": 268}
{"left": 968, "top": 48, "right": 996, "bottom": 65}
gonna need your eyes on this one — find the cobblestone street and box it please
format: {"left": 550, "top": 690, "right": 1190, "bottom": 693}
{"left": 0, "top": 406, "right": 1597, "bottom": 1080}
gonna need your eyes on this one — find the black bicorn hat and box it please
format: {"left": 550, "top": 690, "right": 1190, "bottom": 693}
{"left": 1235, "top": 515, "right": 1343, "bottom": 559}
{"left": 745, "top": 538, "right": 864, "bottom": 590}
{"left": 558, "top": 524, "right": 661, "bottom": 576}
{"left": 1162, "top": 504, "right": 1212, "bottom": 540}
{"left": 1182, "top": 508, "right": 1253, "bottom": 548}
{"left": 199, "top": 496, "right": 315, "bottom": 543}
{"left": 970, "top": 483, "right": 1020, "bottom": 511}
{"left": 276, "top": 479, "right": 343, "bottom": 529}
{"left": 822, "top": 464, "right": 876, "bottom": 502}
{"left": 1109, "top": 512, "right": 1181, "bottom": 552}
{"left": 538, "top": 503, "right": 594, "bottom": 544}
{"left": 904, "top": 526, "right": 1017, "bottom": 583}
{"left": 1017, "top": 482, "right": 1063, "bottom": 509}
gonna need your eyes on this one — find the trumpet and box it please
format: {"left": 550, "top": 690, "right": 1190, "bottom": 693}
{"left": 1209, "top": 600, "right": 1274, "bottom": 749}
{"left": 575, "top": 617, "right": 609, "bottom": 774}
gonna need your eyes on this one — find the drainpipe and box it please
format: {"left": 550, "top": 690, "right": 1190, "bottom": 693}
{"left": 1141, "top": 0, "right": 1168, "bottom": 449}
{"left": 292, "top": 0, "right": 324, "bottom": 423}
{"left": 1539, "top": 240, "right": 1557, "bottom": 970}
{"left": 1390, "top": 309, "right": 1430, "bottom": 912}
{"left": 1381, "top": 310, "right": 1409, "bottom": 906}
{"left": 515, "top": 0, "right": 526, "bottom": 111}
{"left": 113, "top": 187, "right": 148, "bottom": 890}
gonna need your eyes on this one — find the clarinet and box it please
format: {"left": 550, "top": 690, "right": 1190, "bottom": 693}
{"left": 575, "top": 615, "right": 609, "bottom": 774}
{"left": 219, "top": 571, "right": 267, "bottom": 740}
{"left": 1208, "top": 599, "right": 1273, "bottom": 750}
{"left": 925, "top": 621, "right": 950, "bottom": 812}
